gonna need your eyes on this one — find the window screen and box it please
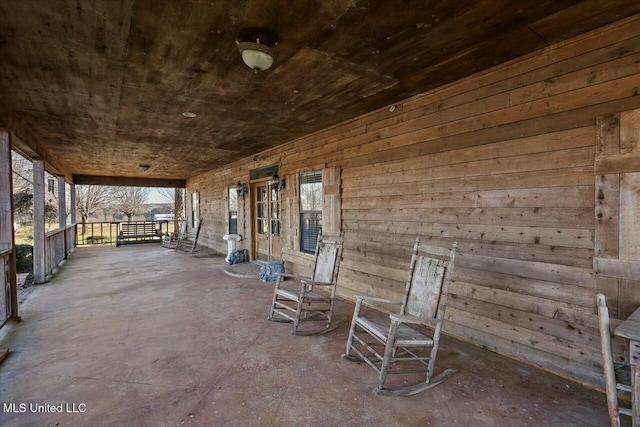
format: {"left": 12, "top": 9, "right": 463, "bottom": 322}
{"left": 299, "top": 170, "right": 322, "bottom": 254}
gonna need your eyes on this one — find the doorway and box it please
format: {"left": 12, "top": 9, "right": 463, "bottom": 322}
{"left": 251, "top": 180, "right": 281, "bottom": 261}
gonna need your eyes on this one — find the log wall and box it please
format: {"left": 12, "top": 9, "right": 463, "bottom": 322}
{"left": 187, "top": 15, "right": 640, "bottom": 386}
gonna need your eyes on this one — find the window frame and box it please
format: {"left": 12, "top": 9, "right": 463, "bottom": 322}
{"left": 299, "top": 170, "right": 323, "bottom": 254}
{"left": 228, "top": 186, "right": 238, "bottom": 235}
{"left": 191, "top": 192, "right": 199, "bottom": 228}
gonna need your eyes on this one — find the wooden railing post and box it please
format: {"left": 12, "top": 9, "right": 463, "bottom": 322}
{"left": 69, "top": 184, "right": 76, "bottom": 249}
{"left": 0, "top": 130, "right": 18, "bottom": 321}
{"left": 57, "top": 175, "right": 67, "bottom": 258}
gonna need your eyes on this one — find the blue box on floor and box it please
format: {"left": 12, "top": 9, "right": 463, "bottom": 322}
{"left": 259, "top": 261, "right": 285, "bottom": 282}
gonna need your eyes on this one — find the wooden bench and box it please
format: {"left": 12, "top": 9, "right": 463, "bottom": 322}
{"left": 116, "top": 222, "right": 161, "bottom": 246}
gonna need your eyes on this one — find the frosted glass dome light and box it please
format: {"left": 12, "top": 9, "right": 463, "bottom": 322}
{"left": 239, "top": 42, "right": 275, "bottom": 71}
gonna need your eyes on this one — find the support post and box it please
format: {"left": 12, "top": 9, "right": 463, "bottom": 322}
{"left": 57, "top": 175, "right": 67, "bottom": 257}
{"left": 57, "top": 175, "right": 66, "bottom": 230}
{"left": 33, "top": 159, "right": 45, "bottom": 284}
{"left": 174, "top": 188, "right": 182, "bottom": 232}
{"left": 0, "top": 130, "right": 18, "bottom": 321}
{"left": 69, "top": 183, "right": 76, "bottom": 224}
{"left": 69, "top": 183, "right": 76, "bottom": 253}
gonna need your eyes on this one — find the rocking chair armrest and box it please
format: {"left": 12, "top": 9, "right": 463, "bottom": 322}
{"left": 275, "top": 273, "right": 311, "bottom": 281}
{"left": 389, "top": 314, "right": 438, "bottom": 327}
{"left": 355, "top": 294, "right": 403, "bottom": 305}
{"left": 301, "top": 279, "right": 335, "bottom": 287}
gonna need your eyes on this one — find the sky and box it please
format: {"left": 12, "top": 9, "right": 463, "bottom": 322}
{"left": 146, "top": 188, "right": 166, "bottom": 204}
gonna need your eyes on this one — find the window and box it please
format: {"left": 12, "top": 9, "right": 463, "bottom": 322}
{"left": 191, "top": 192, "right": 199, "bottom": 228}
{"left": 299, "top": 170, "right": 322, "bottom": 254}
{"left": 228, "top": 186, "right": 238, "bottom": 235}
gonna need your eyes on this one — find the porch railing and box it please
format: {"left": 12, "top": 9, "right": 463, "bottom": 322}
{"left": 77, "top": 222, "right": 120, "bottom": 246}
{"left": 44, "top": 223, "right": 77, "bottom": 279}
{"left": 65, "top": 225, "right": 75, "bottom": 257}
{"left": 76, "top": 221, "right": 171, "bottom": 246}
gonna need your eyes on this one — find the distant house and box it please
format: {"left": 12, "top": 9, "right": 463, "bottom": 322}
{"left": 153, "top": 214, "right": 174, "bottom": 222}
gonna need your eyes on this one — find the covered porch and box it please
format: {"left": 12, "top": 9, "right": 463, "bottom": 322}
{"left": 0, "top": 245, "right": 610, "bottom": 426}
{"left": 1, "top": 2, "right": 640, "bottom": 425}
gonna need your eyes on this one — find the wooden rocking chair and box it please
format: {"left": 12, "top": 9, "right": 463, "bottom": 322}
{"left": 596, "top": 293, "right": 632, "bottom": 426}
{"left": 162, "top": 219, "right": 187, "bottom": 249}
{"left": 175, "top": 219, "right": 203, "bottom": 253}
{"left": 343, "top": 238, "right": 458, "bottom": 396}
{"left": 268, "top": 233, "right": 344, "bottom": 335}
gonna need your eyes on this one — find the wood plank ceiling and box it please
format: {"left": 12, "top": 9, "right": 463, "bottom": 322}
{"left": 0, "top": 0, "right": 638, "bottom": 181}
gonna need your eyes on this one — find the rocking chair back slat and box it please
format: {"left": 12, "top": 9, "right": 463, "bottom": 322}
{"left": 405, "top": 257, "right": 446, "bottom": 319}
{"left": 312, "top": 236, "right": 342, "bottom": 284}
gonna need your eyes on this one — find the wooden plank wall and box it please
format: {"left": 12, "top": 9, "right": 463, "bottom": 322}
{"left": 187, "top": 15, "right": 640, "bottom": 386}
{"left": 594, "top": 111, "right": 640, "bottom": 321}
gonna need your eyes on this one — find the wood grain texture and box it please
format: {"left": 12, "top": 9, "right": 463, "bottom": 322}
{"left": 620, "top": 173, "right": 640, "bottom": 260}
{"left": 6, "top": 1, "right": 640, "bottom": 182}
{"left": 185, "top": 20, "right": 640, "bottom": 387}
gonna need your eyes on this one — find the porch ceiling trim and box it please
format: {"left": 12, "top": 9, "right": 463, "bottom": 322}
{"left": 73, "top": 175, "right": 186, "bottom": 188}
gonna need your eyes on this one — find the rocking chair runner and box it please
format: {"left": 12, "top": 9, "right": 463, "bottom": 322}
{"left": 268, "top": 233, "right": 344, "bottom": 335}
{"left": 343, "top": 238, "right": 458, "bottom": 396}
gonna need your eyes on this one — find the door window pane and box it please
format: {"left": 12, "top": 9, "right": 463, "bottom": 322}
{"left": 228, "top": 187, "right": 238, "bottom": 235}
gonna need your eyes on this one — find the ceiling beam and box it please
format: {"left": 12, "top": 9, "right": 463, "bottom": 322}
{"left": 73, "top": 175, "right": 186, "bottom": 188}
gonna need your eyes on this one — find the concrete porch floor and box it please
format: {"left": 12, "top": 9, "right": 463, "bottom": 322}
{"left": 0, "top": 245, "right": 614, "bottom": 426}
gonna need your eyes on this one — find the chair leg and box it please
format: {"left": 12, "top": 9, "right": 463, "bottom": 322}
{"left": 342, "top": 300, "right": 363, "bottom": 362}
{"left": 378, "top": 320, "right": 400, "bottom": 390}
{"left": 292, "top": 296, "right": 305, "bottom": 334}
{"left": 268, "top": 278, "right": 279, "bottom": 320}
{"left": 326, "top": 285, "right": 336, "bottom": 329}
{"left": 425, "top": 338, "right": 440, "bottom": 384}
{"left": 268, "top": 277, "right": 291, "bottom": 323}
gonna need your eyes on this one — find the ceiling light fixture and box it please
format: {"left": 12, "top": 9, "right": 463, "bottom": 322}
{"left": 237, "top": 27, "right": 278, "bottom": 72}
{"left": 139, "top": 164, "right": 150, "bottom": 171}
{"left": 182, "top": 112, "right": 197, "bottom": 118}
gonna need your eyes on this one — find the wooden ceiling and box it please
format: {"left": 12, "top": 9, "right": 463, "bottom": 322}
{"left": 0, "top": 0, "right": 638, "bottom": 182}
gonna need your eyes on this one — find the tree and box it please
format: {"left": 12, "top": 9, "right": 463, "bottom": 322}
{"left": 11, "top": 151, "right": 32, "bottom": 195}
{"left": 155, "top": 188, "right": 175, "bottom": 204}
{"left": 45, "top": 202, "right": 58, "bottom": 230}
{"left": 112, "top": 187, "right": 149, "bottom": 221}
{"left": 13, "top": 191, "right": 33, "bottom": 226}
{"left": 12, "top": 152, "right": 33, "bottom": 226}
{"left": 76, "top": 185, "right": 114, "bottom": 234}
{"left": 152, "top": 187, "right": 184, "bottom": 230}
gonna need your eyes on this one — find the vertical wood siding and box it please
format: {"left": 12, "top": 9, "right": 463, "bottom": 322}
{"left": 187, "top": 15, "right": 640, "bottom": 386}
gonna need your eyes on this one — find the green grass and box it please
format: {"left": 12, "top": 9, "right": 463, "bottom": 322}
{"left": 15, "top": 226, "right": 33, "bottom": 245}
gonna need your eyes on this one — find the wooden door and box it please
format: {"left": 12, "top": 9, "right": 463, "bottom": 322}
{"left": 252, "top": 182, "right": 282, "bottom": 261}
